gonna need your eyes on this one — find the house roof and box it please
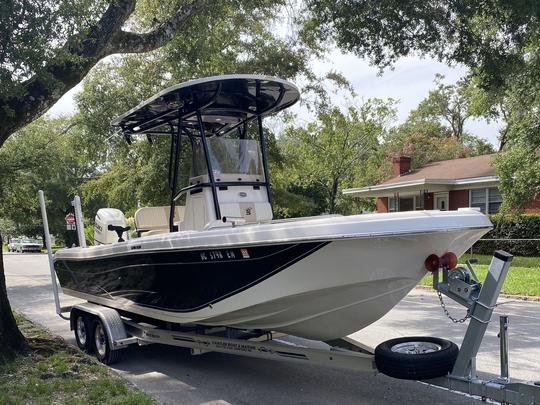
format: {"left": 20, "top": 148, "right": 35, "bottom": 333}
{"left": 343, "top": 154, "right": 499, "bottom": 198}
{"left": 381, "top": 154, "right": 496, "bottom": 185}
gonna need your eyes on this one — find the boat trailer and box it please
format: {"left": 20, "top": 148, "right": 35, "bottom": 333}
{"left": 39, "top": 191, "right": 540, "bottom": 404}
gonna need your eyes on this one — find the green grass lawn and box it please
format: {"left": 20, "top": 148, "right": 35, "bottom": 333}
{"left": 0, "top": 313, "right": 152, "bottom": 405}
{"left": 420, "top": 254, "right": 540, "bottom": 297}
{"left": 458, "top": 253, "right": 540, "bottom": 269}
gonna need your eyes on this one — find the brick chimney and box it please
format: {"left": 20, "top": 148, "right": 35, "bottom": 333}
{"left": 392, "top": 155, "right": 411, "bottom": 177}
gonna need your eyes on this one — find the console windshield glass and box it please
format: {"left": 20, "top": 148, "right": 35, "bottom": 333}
{"left": 192, "top": 138, "right": 263, "bottom": 177}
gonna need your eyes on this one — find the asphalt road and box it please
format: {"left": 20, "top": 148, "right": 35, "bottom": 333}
{"left": 4, "top": 253, "right": 540, "bottom": 404}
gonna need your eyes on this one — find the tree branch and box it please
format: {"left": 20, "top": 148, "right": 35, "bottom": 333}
{"left": 0, "top": 0, "right": 207, "bottom": 147}
{"left": 0, "top": 0, "right": 137, "bottom": 146}
{"left": 106, "top": 0, "right": 208, "bottom": 54}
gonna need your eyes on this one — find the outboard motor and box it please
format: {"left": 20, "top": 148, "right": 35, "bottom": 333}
{"left": 94, "top": 208, "right": 130, "bottom": 244}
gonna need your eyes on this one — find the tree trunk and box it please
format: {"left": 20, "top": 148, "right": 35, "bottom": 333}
{"left": 0, "top": 0, "right": 208, "bottom": 363}
{"left": 0, "top": 233, "right": 27, "bottom": 363}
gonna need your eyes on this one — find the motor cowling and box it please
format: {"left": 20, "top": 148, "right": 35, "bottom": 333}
{"left": 94, "top": 208, "right": 128, "bottom": 244}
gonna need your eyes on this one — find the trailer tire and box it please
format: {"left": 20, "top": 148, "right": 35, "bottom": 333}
{"left": 375, "top": 336, "right": 458, "bottom": 380}
{"left": 91, "top": 319, "right": 121, "bottom": 365}
{"left": 73, "top": 312, "right": 93, "bottom": 353}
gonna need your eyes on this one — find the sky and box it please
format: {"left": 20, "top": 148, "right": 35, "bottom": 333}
{"left": 47, "top": 49, "right": 502, "bottom": 146}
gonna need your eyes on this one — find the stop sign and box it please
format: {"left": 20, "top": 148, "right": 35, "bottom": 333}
{"left": 65, "top": 213, "right": 76, "bottom": 225}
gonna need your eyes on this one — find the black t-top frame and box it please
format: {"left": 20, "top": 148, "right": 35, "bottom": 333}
{"left": 111, "top": 75, "right": 300, "bottom": 232}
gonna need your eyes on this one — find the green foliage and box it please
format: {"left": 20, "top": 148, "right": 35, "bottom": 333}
{"left": 490, "top": 61, "right": 540, "bottom": 210}
{"left": 84, "top": 224, "right": 95, "bottom": 246}
{"left": 303, "top": 0, "right": 540, "bottom": 212}
{"left": 0, "top": 219, "right": 17, "bottom": 240}
{"left": 383, "top": 131, "right": 493, "bottom": 172}
{"left": 280, "top": 99, "right": 396, "bottom": 214}
{"left": 0, "top": 117, "right": 93, "bottom": 242}
{"left": 0, "top": 0, "right": 110, "bottom": 99}
{"left": 74, "top": 0, "right": 313, "bottom": 163}
{"left": 271, "top": 181, "right": 321, "bottom": 219}
{"left": 72, "top": 1, "right": 318, "bottom": 214}
{"left": 466, "top": 72, "right": 540, "bottom": 212}
{"left": 495, "top": 147, "right": 540, "bottom": 212}
{"left": 376, "top": 74, "right": 494, "bottom": 175}
{"left": 411, "top": 75, "right": 473, "bottom": 140}
{"left": 302, "top": 1, "right": 540, "bottom": 88}
{"left": 456, "top": 253, "right": 540, "bottom": 269}
{"left": 473, "top": 214, "right": 540, "bottom": 257}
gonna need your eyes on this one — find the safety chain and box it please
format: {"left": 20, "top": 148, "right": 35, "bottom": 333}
{"left": 437, "top": 291, "right": 471, "bottom": 323}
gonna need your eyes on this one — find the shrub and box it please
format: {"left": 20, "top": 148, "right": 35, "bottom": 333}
{"left": 84, "top": 224, "right": 95, "bottom": 246}
{"left": 472, "top": 214, "right": 540, "bottom": 256}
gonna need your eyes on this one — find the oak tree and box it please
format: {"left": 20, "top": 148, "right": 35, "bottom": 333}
{"left": 0, "top": 0, "right": 296, "bottom": 361}
{"left": 303, "top": 0, "right": 540, "bottom": 211}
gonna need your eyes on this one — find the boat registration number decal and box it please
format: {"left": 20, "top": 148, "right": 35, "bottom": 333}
{"left": 200, "top": 249, "right": 239, "bottom": 261}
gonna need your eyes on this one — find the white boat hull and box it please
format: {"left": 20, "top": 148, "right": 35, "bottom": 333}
{"left": 194, "top": 232, "right": 474, "bottom": 339}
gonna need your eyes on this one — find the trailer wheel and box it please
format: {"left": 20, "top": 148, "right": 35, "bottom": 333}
{"left": 74, "top": 313, "right": 93, "bottom": 353}
{"left": 375, "top": 336, "right": 458, "bottom": 380}
{"left": 92, "top": 319, "right": 121, "bottom": 365}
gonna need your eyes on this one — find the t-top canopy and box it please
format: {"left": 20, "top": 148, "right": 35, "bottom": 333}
{"left": 111, "top": 74, "right": 300, "bottom": 136}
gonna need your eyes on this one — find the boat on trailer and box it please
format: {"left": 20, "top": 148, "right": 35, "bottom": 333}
{"left": 53, "top": 74, "right": 492, "bottom": 341}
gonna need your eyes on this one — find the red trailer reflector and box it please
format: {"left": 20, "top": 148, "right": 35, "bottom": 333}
{"left": 425, "top": 254, "right": 440, "bottom": 272}
{"left": 440, "top": 252, "right": 458, "bottom": 269}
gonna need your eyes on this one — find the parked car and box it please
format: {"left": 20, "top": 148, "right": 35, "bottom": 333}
{"left": 16, "top": 238, "right": 42, "bottom": 253}
{"left": 7, "top": 238, "right": 20, "bottom": 252}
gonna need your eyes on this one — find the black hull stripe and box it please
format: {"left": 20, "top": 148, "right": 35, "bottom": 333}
{"left": 57, "top": 243, "right": 301, "bottom": 276}
{"left": 55, "top": 242, "right": 329, "bottom": 313}
{"left": 185, "top": 242, "right": 329, "bottom": 312}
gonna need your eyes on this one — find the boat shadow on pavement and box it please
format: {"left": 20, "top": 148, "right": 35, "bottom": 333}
{"left": 109, "top": 342, "right": 483, "bottom": 405}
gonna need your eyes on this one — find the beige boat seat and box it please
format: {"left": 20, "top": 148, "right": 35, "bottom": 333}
{"left": 134, "top": 206, "right": 185, "bottom": 236}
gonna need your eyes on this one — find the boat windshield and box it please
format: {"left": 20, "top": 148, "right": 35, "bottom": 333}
{"left": 192, "top": 138, "right": 264, "bottom": 177}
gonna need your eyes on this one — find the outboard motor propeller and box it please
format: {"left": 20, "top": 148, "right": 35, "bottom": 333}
{"left": 107, "top": 224, "right": 131, "bottom": 243}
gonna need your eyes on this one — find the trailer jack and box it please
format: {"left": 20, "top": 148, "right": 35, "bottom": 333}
{"left": 427, "top": 250, "right": 540, "bottom": 404}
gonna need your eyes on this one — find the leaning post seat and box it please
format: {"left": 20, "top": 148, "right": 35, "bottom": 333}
{"left": 134, "top": 206, "right": 185, "bottom": 236}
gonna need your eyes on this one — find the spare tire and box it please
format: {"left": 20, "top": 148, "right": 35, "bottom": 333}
{"left": 375, "top": 336, "right": 458, "bottom": 380}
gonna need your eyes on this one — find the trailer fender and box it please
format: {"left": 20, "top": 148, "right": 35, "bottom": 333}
{"left": 70, "top": 303, "right": 128, "bottom": 350}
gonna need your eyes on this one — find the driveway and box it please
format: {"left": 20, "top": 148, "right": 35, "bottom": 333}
{"left": 4, "top": 253, "right": 540, "bottom": 404}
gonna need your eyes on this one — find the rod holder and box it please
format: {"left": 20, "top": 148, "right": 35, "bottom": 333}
{"left": 38, "top": 190, "right": 62, "bottom": 316}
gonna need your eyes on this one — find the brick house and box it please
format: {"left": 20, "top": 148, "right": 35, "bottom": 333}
{"left": 343, "top": 154, "right": 540, "bottom": 214}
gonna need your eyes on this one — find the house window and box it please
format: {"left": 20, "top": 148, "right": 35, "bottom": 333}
{"left": 415, "top": 193, "right": 424, "bottom": 210}
{"left": 470, "top": 188, "right": 502, "bottom": 214}
{"left": 399, "top": 197, "right": 414, "bottom": 211}
{"left": 389, "top": 197, "right": 397, "bottom": 212}
{"left": 388, "top": 195, "right": 423, "bottom": 212}
{"left": 488, "top": 187, "right": 502, "bottom": 214}
{"left": 470, "top": 189, "right": 487, "bottom": 213}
